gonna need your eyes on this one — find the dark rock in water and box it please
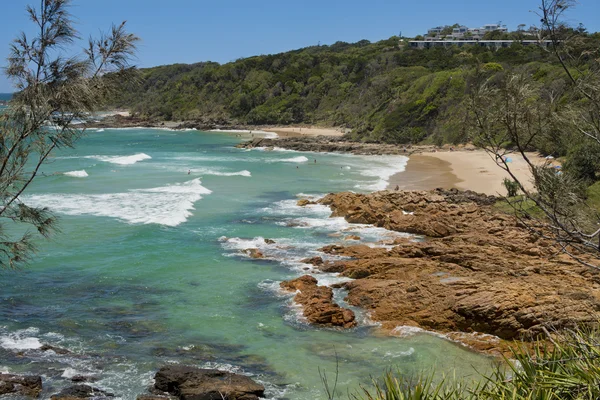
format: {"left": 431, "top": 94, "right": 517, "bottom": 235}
{"left": 154, "top": 366, "right": 265, "bottom": 400}
{"left": 137, "top": 395, "right": 177, "bottom": 400}
{"left": 50, "top": 384, "right": 114, "bottom": 399}
{"left": 70, "top": 375, "right": 100, "bottom": 383}
{"left": 0, "top": 373, "right": 43, "bottom": 397}
{"left": 263, "top": 238, "right": 276, "bottom": 245}
{"left": 40, "top": 343, "right": 71, "bottom": 355}
{"left": 236, "top": 136, "right": 415, "bottom": 155}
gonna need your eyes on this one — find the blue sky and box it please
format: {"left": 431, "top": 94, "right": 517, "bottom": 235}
{"left": 1, "top": 0, "right": 599, "bottom": 92}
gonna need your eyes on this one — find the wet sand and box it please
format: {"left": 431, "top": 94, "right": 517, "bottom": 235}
{"left": 388, "top": 155, "right": 460, "bottom": 191}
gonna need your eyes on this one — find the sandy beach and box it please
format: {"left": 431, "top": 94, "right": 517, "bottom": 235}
{"left": 262, "top": 126, "right": 347, "bottom": 137}
{"left": 389, "top": 150, "right": 552, "bottom": 196}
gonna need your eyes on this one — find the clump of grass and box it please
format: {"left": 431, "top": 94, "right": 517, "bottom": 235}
{"left": 585, "top": 181, "right": 600, "bottom": 212}
{"left": 350, "top": 325, "right": 600, "bottom": 400}
{"left": 493, "top": 195, "right": 545, "bottom": 219}
{"left": 502, "top": 178, "right": 520, "bottom": 197}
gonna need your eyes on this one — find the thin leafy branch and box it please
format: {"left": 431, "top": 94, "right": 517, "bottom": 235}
{"left": 0, "top": 0, "right": 139, "bottom": 269}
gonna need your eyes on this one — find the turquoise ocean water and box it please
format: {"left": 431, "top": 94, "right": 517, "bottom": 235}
{"left": 1, "top": 128, "right": 491, "bottom": 399}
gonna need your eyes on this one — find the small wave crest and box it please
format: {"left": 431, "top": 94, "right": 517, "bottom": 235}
{"left": 195, "top": 169, "right": 251, "bottom": 177}
{"left": 0, "top": 327, "right": 42, "bottom": 350}
{"left": 349, "top": 155, "right": 409, "bottom": 191}
{"left": 266, "top": 156, "right": 309, "bottom": 163}
{"left": 86, "top": 153, "right": 151, "bottom": 165}
{"left": 63, "top": 170, "right": 88, "bottom": 178}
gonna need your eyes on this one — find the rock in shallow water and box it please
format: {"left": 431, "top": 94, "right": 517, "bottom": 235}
{"left": 40, "top": 343, "right": 71, "bottom": 355}
{"left": 242, "top": 248, "right": 264, "bottom": 259}
{"left": 50, "top": 384, "right": 114, "bottom": 399}
{"left": 0, "top": 373, "right": 43, "bottom": 397}
{"left": 153, "top": 366, "right": 265, "bottom": 400}
{"left": 280, "top": 275, "right": 357, "bottom": 329}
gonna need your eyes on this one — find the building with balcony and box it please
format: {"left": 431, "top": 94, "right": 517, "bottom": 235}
{"left": 409, "top": 39, "right": 553, "bottom": 49}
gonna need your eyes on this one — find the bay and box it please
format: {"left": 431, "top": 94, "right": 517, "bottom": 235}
{"left": 0, "top": 128, "right": 491, "bottom": 399}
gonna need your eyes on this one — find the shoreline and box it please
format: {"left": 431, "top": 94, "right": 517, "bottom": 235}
{"left": 388, "top": 150, "right": 550, "bottom": 195}
{"left": 87, "top": 120, "right": 549, "bottom": 196}
{"left": 387, "top": 154, "right": 460, "bottom": 191}
{"left": 289, "top": 189, "right": 598, "bottom": 357}
{"left": 87, "top": 113, "right": 348, "bottom": 138}
{"left": 89, "top": 120, "right": 550, "bottom": 197}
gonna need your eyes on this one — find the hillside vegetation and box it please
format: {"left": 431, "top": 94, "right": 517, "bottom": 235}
{"left": 110, "top": 36, "right": 580, "bottom": 145}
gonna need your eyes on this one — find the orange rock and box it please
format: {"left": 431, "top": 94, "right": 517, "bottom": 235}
{"left": 314, "top": 189, "right": 600, "bottom": 353}
{"left": 242, "top": 248, "right": 264, "bottom": 259}
{"left": 281, "top": 275, "right": 357, "bottom": 329}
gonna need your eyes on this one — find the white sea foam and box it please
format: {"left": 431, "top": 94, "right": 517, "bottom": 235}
{"left": 61, "top": 368, "right": 84, "bottom": 379}
{"left": 86, "top": 153, "right": 151, "bottom": 165}
{"left": 295, "top": 193, "right": 325, "bottom": 200}
{"left": 24, "top": 178, "right": 211, "bottom": 227}
{"left": 0, "top": 327, "right": 43, "bottom": 350}
{"left": 63, "top": 170, "right": 88, "bottom": 178}
{"left": 352, "top": 155, "right": 409, "bottom": 191}
{"left": 316, "top": 274, "right": 353, "bottom": 287}
{"left": 267, "top": 156, "right": 309, "bottom": 163}
{"left": 219, "top": 236, "right": 269, "bottom": 251}
{"left": 257, "top": 279, "right": 292, "bottom": 298}
{"left": 220, "top": 236, "right": 325, "bottom": 270}
{"left": 190, "top": 168, "right": 251, "bottom": 177}
{"left": 260, "top": 199, "right": 331, "bottom": 217}
{"left": 209, "top": 170, "right": 251, "bottom": 177}
{"left": 384, "top": 347, "right": 416, "bottom": 358}
{"left": 279, "top": 216, "right": 350, "bottom": 231}
{"left": 391, "top": 325, "right": 447, "bottom": 340}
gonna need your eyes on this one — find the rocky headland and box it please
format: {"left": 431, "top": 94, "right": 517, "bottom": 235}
{"left": 84, "top": 116, "right": 450, "bottom": 156}
{"left": 84, "top": 114, "right": 238, "bottom": 131}
{"left": 283, "top": 189, "right": 600, "bottom": 355}
{"left": 236, "top": 136, "right": 442, "bottom": 155}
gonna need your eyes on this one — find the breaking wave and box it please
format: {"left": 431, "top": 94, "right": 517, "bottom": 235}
{"left": 23, "top": 178, "right": 211, "bottom": 227}
{"left": 86, "top": 153, "right": 152, "bottom": 165}
{"left": 63, "top": 170, "right": 88, "bottom": 178}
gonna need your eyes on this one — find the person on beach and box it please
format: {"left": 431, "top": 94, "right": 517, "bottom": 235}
{"left": 188, "top": 169, "right": 191, "bottom": 175}
{"left": 395, "top": 185, "right": 400, "bottom": 191}
{"left": 314, "top": 159, "right": 317, "bottom": 164}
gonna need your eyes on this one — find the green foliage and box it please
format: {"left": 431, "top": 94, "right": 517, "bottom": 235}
{"left": 107, "top": 35, "right": 582, "bottom": 145}
{"left": 586, "top": 181, "right": 600, "bottom": 211}
{"left": 564, "top": 141, "right": 600, "bottom": 183}
{"left": 482, "top": 62, "right": 503, "bottom": 72}
{"left": 502, "top": 178, "right": 520, "bottom": 197}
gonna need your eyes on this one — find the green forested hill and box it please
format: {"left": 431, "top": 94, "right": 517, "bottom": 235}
{"left": 110, "top": 37, "right": 569, "bottom": 144}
